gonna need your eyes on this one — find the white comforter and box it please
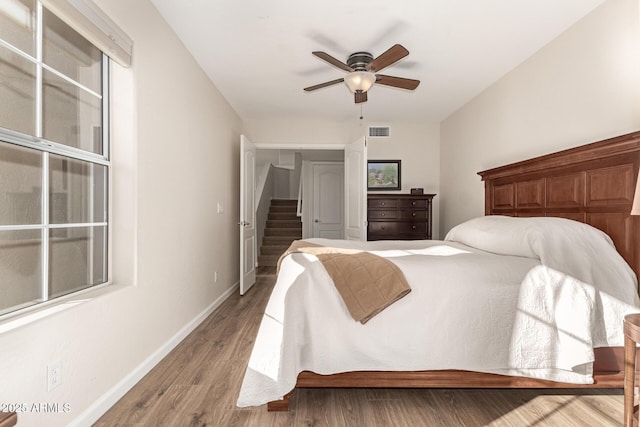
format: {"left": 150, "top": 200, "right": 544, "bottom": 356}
{"left": 237, "top": 216, "right": 640, "bottom": 407}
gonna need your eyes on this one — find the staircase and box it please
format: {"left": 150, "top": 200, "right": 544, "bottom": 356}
{"left": 258, "top": 199, "right": 302, "bottom": 272}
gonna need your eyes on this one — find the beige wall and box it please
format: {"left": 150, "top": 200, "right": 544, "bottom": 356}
{"left": 0, "top": 0, "right": 242, "bottom": 426}
{"left": 440, "top": 0, "right": 640, "bottom": 236}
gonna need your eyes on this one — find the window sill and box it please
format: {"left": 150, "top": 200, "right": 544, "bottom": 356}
{"left": 0, "top": 281, "right": 129, "bottom": 334}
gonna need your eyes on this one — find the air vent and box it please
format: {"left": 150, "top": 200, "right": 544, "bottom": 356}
{"left": 368, "top": 126, "right": 390, "bottom": 138}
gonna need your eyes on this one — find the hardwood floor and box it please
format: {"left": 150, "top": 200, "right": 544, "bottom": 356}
{"left": 95, "top": 273, "right": 625, "bottom": 427}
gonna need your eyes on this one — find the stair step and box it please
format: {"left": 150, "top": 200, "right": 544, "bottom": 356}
{"left": 271, "top": 199, "right": 298, "bottom": 206}
{"left": 267, "top": 219, "right": 301, "bottom": 228}
{"left": 262, "top": 236, "right": 299, "bottom": 245}
{"left": 265, "top": 228, "right": 302, "bottom": 237}
{"left": 268, "top": 212, "right": 299, "bottom": 220}
{"left": 261, "top": 245, "right": 290, "bottom": 255}
{"left": 269, "top": 205, "right": 298, "bottom": 213}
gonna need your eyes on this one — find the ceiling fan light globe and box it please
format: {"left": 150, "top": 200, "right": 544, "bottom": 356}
{"left": 344, "top": 71, "right": 376, "bottom": 93}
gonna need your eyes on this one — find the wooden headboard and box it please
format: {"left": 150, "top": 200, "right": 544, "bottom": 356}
{"left": 478, "top": 131, "right": 640, "bottom": 282}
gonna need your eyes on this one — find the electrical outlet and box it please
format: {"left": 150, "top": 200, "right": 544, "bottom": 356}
{"left": 47, "top": 361, "right": 61, "bottom": 391}
{"left": 217, "top": 202, "right": 224, "bottom": 214}
{"left": 214, "top": 271, "right": 219, "bottom": 282}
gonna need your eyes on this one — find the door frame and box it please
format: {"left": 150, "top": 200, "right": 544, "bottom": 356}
{"left": 251, "top": 143, "right": 365, "bottom": 239}
{"left": 239, "top": 141, "right": 366, "bottom": 292}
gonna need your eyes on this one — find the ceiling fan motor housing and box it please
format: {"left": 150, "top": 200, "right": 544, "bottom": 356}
{"left": 347, "top": 52, "right": 373, "bottom": 71}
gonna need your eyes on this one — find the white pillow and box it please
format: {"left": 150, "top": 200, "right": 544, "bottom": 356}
{"left": 445, "top": 215, "right": 617, "bottom": 258}
{"left": 444, "top": 215, "right": 541, "bottom": 259}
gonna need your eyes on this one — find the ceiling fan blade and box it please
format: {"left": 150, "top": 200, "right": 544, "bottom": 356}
{"left": 375, "top": 74, "right": 420, "bottom": 90}
{"left": 355, "top": 91, "right": 367, "bottom": 103}
{"left": 304, "top": 78, "right": 345, "bottom": 92}
{"left": 312, "top": 51, "right": 353, "bottom": 72}
{"left": 366, "top": 44, "right": 409, "bottom": 72}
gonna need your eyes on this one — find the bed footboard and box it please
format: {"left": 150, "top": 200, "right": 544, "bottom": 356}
{"left": 266, "top": 347, "right": 626, "bottom": 411}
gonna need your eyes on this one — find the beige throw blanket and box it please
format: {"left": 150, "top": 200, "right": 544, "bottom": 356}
{"left": 278, "top": 240, "right": 411, "bottom": 323}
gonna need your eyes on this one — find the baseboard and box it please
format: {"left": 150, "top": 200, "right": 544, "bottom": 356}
{"left": 69, "top": 281, "right": 240, "bottom": 427}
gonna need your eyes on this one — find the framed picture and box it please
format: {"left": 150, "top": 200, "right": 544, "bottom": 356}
{"left": 367, "top": 160, "right": 401, "bottom": 191}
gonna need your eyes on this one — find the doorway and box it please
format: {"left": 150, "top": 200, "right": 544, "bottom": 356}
{"left": 308, "top": 161, "right": 344, "bottom": 239}
{"left": 240, "top": 137, "right": 367, "bottom": 294}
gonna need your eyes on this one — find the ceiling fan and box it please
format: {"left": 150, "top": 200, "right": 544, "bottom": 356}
{"left": 304, "top": 44, "right": 420, "bottom": 103}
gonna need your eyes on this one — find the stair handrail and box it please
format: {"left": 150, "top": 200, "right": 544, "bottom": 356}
{"left": 296, "top": 170, "right": 303, "bottom": 217}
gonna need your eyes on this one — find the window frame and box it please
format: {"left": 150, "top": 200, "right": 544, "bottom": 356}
{"left": 0, "top": 0, "right": 111, "bottom": 317}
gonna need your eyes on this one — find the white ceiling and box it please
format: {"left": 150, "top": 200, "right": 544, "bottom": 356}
{"left": 149, "top": 0, "right": 605, "bottom": 123}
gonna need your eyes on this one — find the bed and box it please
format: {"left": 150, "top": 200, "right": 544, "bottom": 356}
{"left": 237, "top": 130, "right": 640, "bottom": 411}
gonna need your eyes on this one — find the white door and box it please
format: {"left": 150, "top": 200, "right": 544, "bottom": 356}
{"left": 312, "top": 162, "right": 344, "bottom": 239}
{"left": 344, "top": 136, "right": 367, "bottom": 240}
{"left": 239, "top": 135, "right": 256, "bottom": 295}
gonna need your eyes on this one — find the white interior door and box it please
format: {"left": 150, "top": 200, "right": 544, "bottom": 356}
{"left": 239, "top": 135, "right": 256, "bottom": 295}
{"left": 344, "top": 136, "right": 367, "bottom": 240}
{"left": 312, "top": 162, "right": 344, "bottom": 239}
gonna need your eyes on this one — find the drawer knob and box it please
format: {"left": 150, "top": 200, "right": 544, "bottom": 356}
{"left": 381, "top": 213, "right": 385, "bottom": 216}
{"left": 412, "top": 212, "right": 416, "bottom": 217}
{"left": 412, "top": 225, "right": 416, "bottom": 230}
{"left": 412, "top": 201, "right": 416, "bottom": 206}
{"left": 381, "top": 202, "right": 385, "bottom": 206}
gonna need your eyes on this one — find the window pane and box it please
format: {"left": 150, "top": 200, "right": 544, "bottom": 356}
{"left": 0, "top": 229, "right": 42, "bottom": 315}
{"left": 0, "top": 44, "right": 36, "bottom": 135}
{"left": 49, "top": 154, "right": 107, "bottom": 224}
{"left": 43, "top": 8, "right": 102, "bottom": 93}
{"left": 0, "top": 142, "right": 42, "bottom": 225}
{"left": 43, "top": 69, "right": 102, "bottom": 154}
{"left": 49, "top": 225, "right": 106, "bottom": 298}
{"left": 0, "top": 0, "right": 36, "bottom": 56}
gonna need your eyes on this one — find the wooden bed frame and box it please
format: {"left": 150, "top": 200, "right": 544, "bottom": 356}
{"left": 268, "top": 130, "right": 640, "bottom": 411}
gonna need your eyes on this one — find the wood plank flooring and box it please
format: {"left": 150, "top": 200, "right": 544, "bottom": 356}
{"left": 95, "top": 272, "right": 625, "bottom": 427}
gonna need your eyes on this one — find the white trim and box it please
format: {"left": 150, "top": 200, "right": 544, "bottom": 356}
{"left": 48, "top": 222, "right": 108, "bottom": 229}
{"left": 254, "top": 142, "right": 346, "bottom": 150}
{"left": 0, "top": 223, "right": 110, "bottom": 233}
{"left": 42, "top": 151, "right": 49, "bottom": 300}
{"left": 0, "top": 127, "right": 110, "bottom": 165}
{"left": 36, "top": 2, "right": 43, "bottom": 138}
{"left": 68, "top": 281, "right": 239, "bottom": 427}
{"left": 41, "top": 0, "right": 132, "bottom": 67}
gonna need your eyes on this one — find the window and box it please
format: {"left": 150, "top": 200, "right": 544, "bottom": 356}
{"left": 0, "top": 0, "right": 109, "bottom": 316}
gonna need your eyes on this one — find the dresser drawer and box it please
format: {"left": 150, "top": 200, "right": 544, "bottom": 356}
{"left": 399, "top": 199, "right": 427, "bottom": 208}
{"left": 368, "top": 222, "right": 399, "bottom": 234}
{"left": 367, "top": 210, "right": 398, "bottom": 219}
{"left": 399, "top": 210, "right": 427, "bottom": 219}
{"left": 397, "top": 222, "right": 426, "bottom": 234}
{"left": 368, "top": 221, "right": 426, "bottom": 235}
{"left": 368, "top": 199, "right": 398, "bottom": 208}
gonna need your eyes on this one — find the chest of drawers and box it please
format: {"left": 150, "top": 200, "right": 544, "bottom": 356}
{"left": 367, "top": 194, "right": 435, "bottom": 241}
